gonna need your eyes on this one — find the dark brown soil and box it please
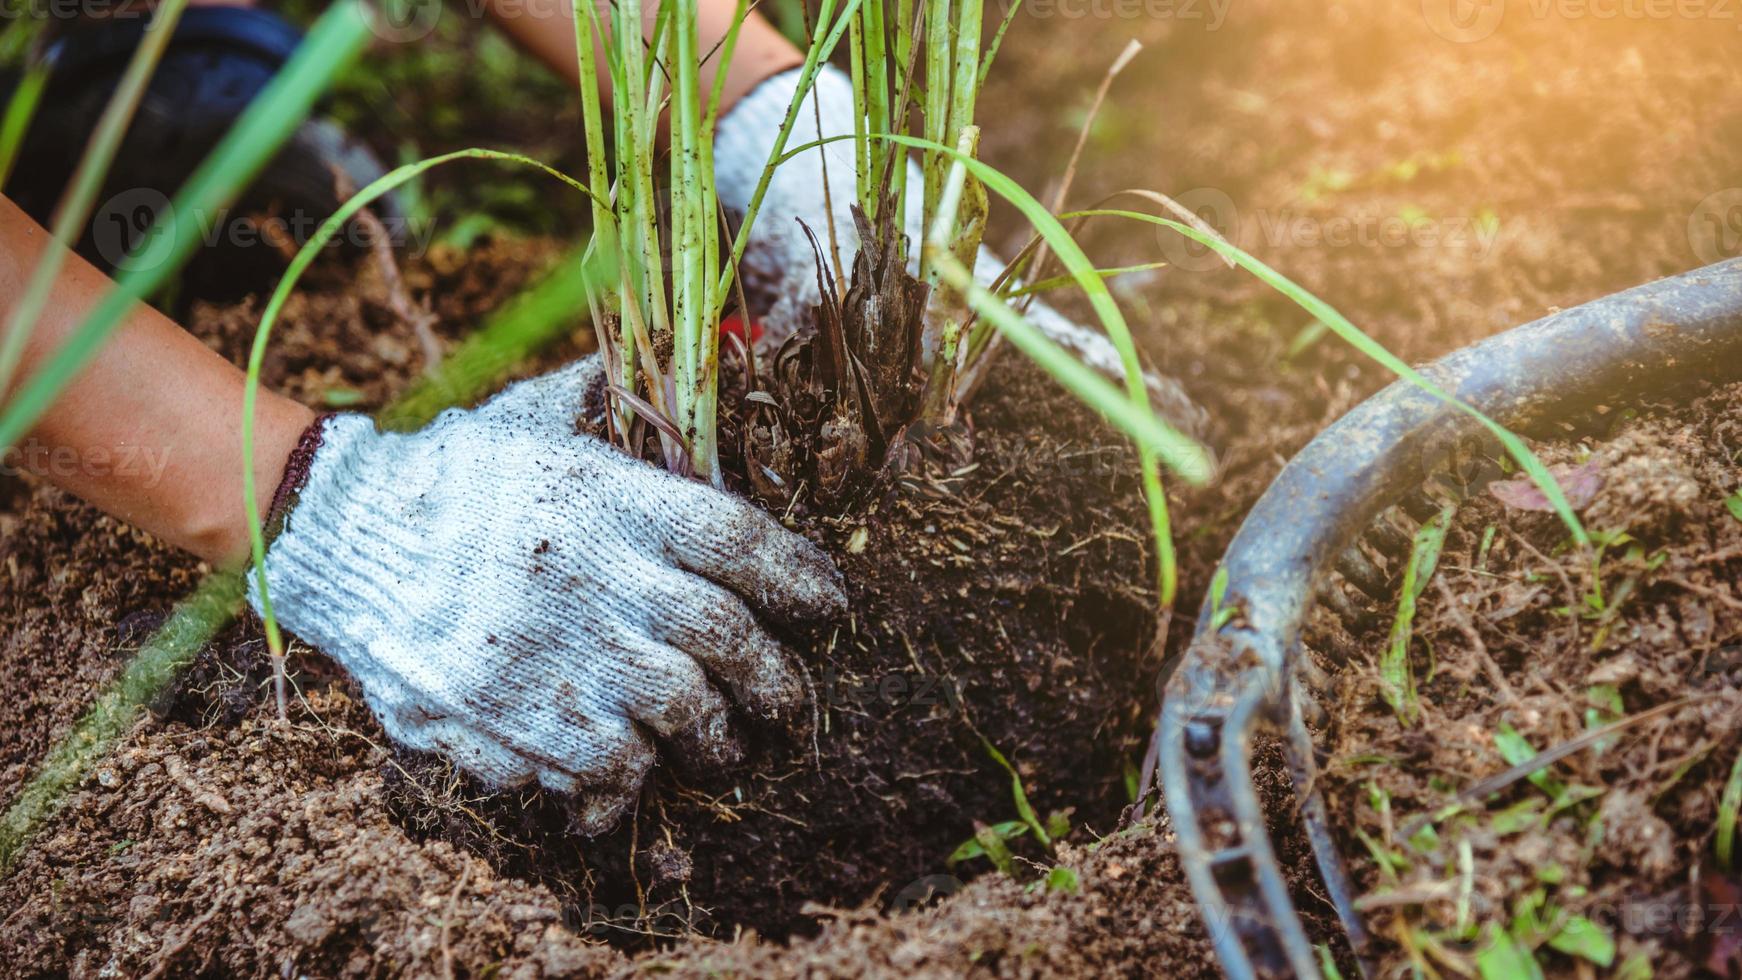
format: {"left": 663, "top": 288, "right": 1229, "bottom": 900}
{"left": 4, "top": 0, "right": 1742, "bottom": 975}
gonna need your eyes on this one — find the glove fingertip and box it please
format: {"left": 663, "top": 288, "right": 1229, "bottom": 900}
{"left": 670, "top": 708, "right": 745, "bottom": 773}
{"left": 678, "top": 507, "right": 849, "bottom": 628}
{"left": 570, "top": 789, "right": 636, "bottom": 838}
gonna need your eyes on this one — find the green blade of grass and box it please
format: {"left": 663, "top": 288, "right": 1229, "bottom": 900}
{"left": 979, "top": 735, "right": 1051, "bottom": 850}
{"left": 0, "top": 0, "right": 374, "bottom": 451}
{"left": 975, "top": 0, "right": 1022, "bottom": 93}
{"left": 0, "top": 57, "right": 47, "bottom": 190}
{"left": 1716, "top": 741, "right": 1742, "bottom": 869}
{"left": 1063, "top": 206, "right": 1592, "bottom": 550}
{"left": 1380, "top": 504, "right": 1454, "bottom": 725}
{"left": 0, "top": 0, "right": 191, "bottom": 397}
{"left": 924, "top": 249, "right": 1198, "bottom": 465}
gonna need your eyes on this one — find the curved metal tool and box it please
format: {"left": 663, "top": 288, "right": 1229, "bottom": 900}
{"left": 1157, "top": 259, "right": 1742, "bottom": 979}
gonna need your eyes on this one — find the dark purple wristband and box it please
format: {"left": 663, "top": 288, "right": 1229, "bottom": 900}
{"left": 263, "top": 413, "right": 334, "bottom": 546}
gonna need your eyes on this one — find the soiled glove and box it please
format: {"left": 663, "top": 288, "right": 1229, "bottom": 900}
{"left": 251, "top": 356, "right": 846, "bottom": 832}
{"left": 714, "top": 64, "right": 1207, "bottom": 437}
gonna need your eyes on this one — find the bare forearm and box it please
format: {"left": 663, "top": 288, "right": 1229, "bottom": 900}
{"left": 0, "top": 195, "right": 313, "bottom": 566}
{"left": 481, "top": 0, "right": 803, "bottom": 117}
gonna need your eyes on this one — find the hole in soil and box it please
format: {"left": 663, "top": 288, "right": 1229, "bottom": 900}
{"left": 358, "top": 358, "right": 1168, "bottom": 946}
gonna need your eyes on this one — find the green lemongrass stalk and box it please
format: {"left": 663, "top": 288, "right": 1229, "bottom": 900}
{"left": 569, "top": 0, "right": 620, "bottom": 407}
{"left": 945, "top": 0, "right": 982, "bottom": 162}
{"left": 0, "top": 58, "right": 46, "bottom": 189}
{"left": 919, "top": 125, "right": 980, "bottom": 417}
{"left": 570, "top": 0, "right": 674, "bottom": 463}
{"left": 918, "top": 0, "right": 950, "bottom": 273}
{"left": 568, "top": 0, "right": 860, "bottom": 478}
{"left": 683, "top": 0, "right": 751, "bottom": 484}
{"left": 849, "top": 0, "right": 891, "bottom": 220}
{"left": 712, "top": 0, "right": 862, "bottom": 316}
{"left": 612, "top": 0, "right": 666, "bottom": 339}
{"left": 906, "top": 0, "right": 986, "bottom": 305}
{"left": 0, "top": 0, "right": 190, "bottom": 398}
{"left": 241, "top": 149, "right": 613, "bottom": 716}
{"left": 848, "top": 4, "right": 869, "bottom": 209}
{"left": 889, "top": 0, "right": 914, "bottom": 214}
{"left": 598, "top": 3, "right": 659, "bottom": 428}
{"left": 1066, "top": 206, "right": 1591, "bottom": 550}
{"left": 0, "top": 0, "right": 372, "bottom": 451}
{"left": 669, "top": 0, "right": 723, "bottom": 482}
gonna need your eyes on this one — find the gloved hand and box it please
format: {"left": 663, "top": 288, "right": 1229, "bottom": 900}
{"left": 713, "top": 64, "right": 1207, "bottom": 438}
{"left": 250, "top": 355, "right": 846, "bottom": 833}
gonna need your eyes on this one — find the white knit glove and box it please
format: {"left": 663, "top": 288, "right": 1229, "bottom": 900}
{"left": 713, "top": 64, "right": 1206, "bottom": 436}
{"left": 250, "top": 355, "right": 846, "bottom": 833}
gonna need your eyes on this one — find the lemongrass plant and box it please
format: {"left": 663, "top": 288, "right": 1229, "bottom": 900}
{"left": 570, "top": 0, "right": 862, "bottom": 485}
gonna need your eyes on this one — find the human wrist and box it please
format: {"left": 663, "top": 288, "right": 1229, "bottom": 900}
{"left": 203, "top": 395, "right": 316, "bottom": 567}
{"left": 708, "top": 13, "right": 804, "bottom": 118}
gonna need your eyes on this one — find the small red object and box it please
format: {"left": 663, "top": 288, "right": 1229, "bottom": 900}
{"left": 720, "top": 313, "right": 763, "bottom": 345}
